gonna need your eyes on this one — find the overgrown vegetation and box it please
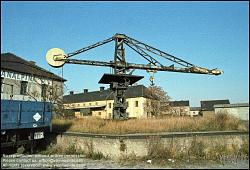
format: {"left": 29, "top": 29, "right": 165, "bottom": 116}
{"left": 146, "top": 136, "right": 176, "bottom": 160}
{"left": 144, "top": 136, "right": 249, "bottom": 164}
{"left": 39, "top": 142, "right": 83, "bottom": 155}
{"left": 84, "top": 140, "right": 104, "bottom": 160}
{"left": 39, "top": 140, "right": 105, "bottom": 160}
{"left": 52, "top": 112, "right": 247, "bottom": 134}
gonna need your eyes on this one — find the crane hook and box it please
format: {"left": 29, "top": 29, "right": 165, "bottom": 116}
{"left": 146, "top": 69, "right": 157, "bottom": 86}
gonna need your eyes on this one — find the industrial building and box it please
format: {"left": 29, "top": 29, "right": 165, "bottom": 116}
{"left": 214, "top": 103, "right": 249, "bottom": 121}
{"left": 1, "top": 53, "right": 66, "bottom": 109}
{"left": 63, "top": 85, "right": 151, "bottom": 119}
{"left": 189, "top": 107, "right": 201, "bottom": 117}
{"left": 200, "top": 99, "right": 230, "bottom": 117}
{"left": 167, "top": 100, "right": 190, "bottom": 116}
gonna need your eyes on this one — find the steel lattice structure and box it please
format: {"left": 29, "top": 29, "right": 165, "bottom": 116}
{"left": 46, "top": 33, "right": 223, "bottom": 119}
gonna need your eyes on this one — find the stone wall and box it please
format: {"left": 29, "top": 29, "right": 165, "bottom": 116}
{"left": 55, "top": 132, "right": 249, "bottom": 160}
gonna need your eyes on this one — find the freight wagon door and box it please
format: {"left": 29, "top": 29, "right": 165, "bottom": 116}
{"left": 1, "top": 100, "right": 21, "bottom": 130}
{"left": 20, "top": 101, "right": 51, "bottom": 129}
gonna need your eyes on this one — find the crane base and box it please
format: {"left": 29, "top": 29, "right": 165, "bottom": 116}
{"left": 99, "top": 73, "right": 144, "bottom": 120}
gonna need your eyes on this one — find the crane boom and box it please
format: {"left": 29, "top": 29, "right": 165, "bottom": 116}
{"left": 123, "top": 34, "right": 194, "bottom": 68}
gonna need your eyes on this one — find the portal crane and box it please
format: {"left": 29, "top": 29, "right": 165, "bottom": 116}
{"left": 46, "top": 33, "right": 223, "bottom": 120}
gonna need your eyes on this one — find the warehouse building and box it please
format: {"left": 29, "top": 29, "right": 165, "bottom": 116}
{"left": 214, "top": 103, "right": 249, "bottom": 120}
{"left": 168, "top": 100, "right": 190, "bottom": 116}
{"left": 1, "top": 53, "right": 66, "bottom": 109}
{"left": 200, "top": 99, "right": 230, "bottom": 117}
{"left": 63, "top": 85, "right": 153, "bottom": 119}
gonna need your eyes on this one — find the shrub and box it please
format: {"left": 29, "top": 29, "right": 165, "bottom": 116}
{"left": 146, "top": 137, "right": 176, "bottom": 160}
{"left": 188, "top": 140, "right": 206, "bottom": 159}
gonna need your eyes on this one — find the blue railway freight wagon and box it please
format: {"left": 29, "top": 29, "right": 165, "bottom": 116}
{"left": 1, "top": 99, "right": 52, "bottom": 152}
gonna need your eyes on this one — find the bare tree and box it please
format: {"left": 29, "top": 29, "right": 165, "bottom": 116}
{"left": 144, "top": 85, "right": 171, "bottom": 118}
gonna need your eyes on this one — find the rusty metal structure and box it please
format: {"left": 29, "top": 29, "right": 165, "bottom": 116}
{"left": 46, "top": 33, "right": 223, "bottom": 120}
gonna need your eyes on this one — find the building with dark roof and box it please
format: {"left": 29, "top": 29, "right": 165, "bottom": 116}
{"left": 1, "top": 53, "right": 66, "bottom": 105}
{"left": 63, "top": 85, "right": 148, "bottom": 104}
{"left": 169, "top": 100, "right": 189, "bottom": 107}
{"left": 166, "top": 100, "right": 190, "bottom": 116}
{"left": 63, "top": 85, "right": 152, "bottom": 119}
{"left": 1, "top": 53, "right": 66, "bottom": 82}
{"left": 200, "top": 99, "right": 230, "bottom": 117}
{"left": 201, "top": 100, "right": 230, "bottom": 111}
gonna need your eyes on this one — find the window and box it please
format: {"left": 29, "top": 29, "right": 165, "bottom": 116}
{"left": 41, "top": 84, "right": 47, "bottom": 99}
{"left": 126, "top": 101, "right": 129, "bottom": 107}
{"left": 89, "top": 103, "right": 92, "bottom": 106}
{"left": 135, "top": 101, "right": 139, "bottom": 107}
{"left": 96, "top": 102, "right": 98, "bottom": 105}
{"left": 20, "top": 81, "right": 28, "bottom": 95}
{"left": 109, "top": 103, "right": 112, "bottom": 108}
{"left": 98, "top": 112, "right": 101, "bottom": 116}
{"left": 1, "top": 78, "right": 3, "bottom": 93}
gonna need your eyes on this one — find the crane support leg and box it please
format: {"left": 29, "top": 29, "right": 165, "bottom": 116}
{"left": 111, "top": 82, "right": 129, "bottom": 119}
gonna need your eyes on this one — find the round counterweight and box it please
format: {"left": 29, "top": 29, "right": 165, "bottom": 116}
{"left": 46, "top": 48, "right": 66, "bottom": 67}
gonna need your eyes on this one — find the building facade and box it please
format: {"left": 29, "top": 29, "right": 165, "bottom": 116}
{"left": 200, "top": 100, "right": 230, "bottom": 117}
{"left": 189, "top": 107, "right": 201, "bottom": 117}
{"left": 1, "top": 53, "right": 66, "bottom": 109}
{"left": 214, "top": 103, "right": 249, "bottom": 121}
{"left": 168, "top": 100, "right": 190, "bottom": 116}
{"left": 63, "top": 85, "right": 150, "bottom": 119}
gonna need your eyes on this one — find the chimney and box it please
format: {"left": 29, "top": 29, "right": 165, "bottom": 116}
{"left": 70, "top": 91, "right": 74, "bottom": 95}
{"left": 100, "top": 86, "right": 105, "bottom": 91}
{"left": 84, "top": 89, "right": 88, "bottom": 93}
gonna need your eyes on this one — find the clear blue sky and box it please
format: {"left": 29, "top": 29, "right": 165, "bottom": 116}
{"left": 1, "top": 1, "right": 249, "bottom": 106}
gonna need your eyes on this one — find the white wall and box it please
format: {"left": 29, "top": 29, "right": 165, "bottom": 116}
{"left": 215, "top": 106, "right": 249, "bottom": 120}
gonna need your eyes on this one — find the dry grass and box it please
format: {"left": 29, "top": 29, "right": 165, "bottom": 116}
{"left": 52, "top": 112, "right": 247, "bottom": 134}
{"left": 145, "top": 136, "right": 249, "bottom": 163}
